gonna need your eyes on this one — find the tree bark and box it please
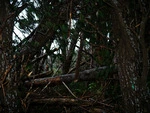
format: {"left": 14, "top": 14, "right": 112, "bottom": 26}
{"left": 110, "top": 0, "right": 150, "bottom": 112}
{"left": 0, "top": 1, "right": 17, "bottom": 113}
{"left": 0, "top": 1, "right": 28, "bottom": 113}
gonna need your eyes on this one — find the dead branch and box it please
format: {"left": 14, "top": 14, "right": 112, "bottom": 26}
{"left": 30, "top": 98, "right": 78, "bottom": 106}
{"left": 25, "top": 66, "right": 108, "bottom": 87}
{"left": 30, "top": 97, "right": 114, "bottom": 109}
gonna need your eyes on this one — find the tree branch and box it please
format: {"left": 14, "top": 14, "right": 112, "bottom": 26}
{"left": 25, "top": 66, "right": 108, "bottom": 87}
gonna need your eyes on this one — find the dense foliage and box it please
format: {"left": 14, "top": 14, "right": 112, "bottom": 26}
{"left": 0, "top": 0, "right": 149, "bottom": 113}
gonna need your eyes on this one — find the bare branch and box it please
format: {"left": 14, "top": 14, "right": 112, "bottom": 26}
{"left": 25, "top": 66, "right": 108, "bottom": 87}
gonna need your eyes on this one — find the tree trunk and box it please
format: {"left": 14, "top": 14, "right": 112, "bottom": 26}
{"left": 111, "top": 0, "right": 149, "bottom": 112}
{"left": 0, "top": 1, "right": 21, "bottom": 112}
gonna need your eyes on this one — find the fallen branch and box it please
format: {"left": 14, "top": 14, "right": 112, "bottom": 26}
{"left": 25, "top": 66, "right": 109, "bottom": 87}
{"left": 30, "top": 98, "right": 79, "bottom": 106}
{"left": 30, "top": 97, "right": 114, "bottom": 108}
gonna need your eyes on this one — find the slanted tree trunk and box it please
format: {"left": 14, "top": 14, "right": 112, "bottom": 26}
{"left": 110, "top": 0, "right": 150, "bottom": 112}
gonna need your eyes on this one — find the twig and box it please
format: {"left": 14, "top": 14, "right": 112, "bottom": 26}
{"left": 62, "top": 81, "right": 78, "bottom": 99}
{"left": 1, "top": 65, "right": 13, "bottom": 83}
{"left": 1, "top": 84, "right": 6, "bottom": 97}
